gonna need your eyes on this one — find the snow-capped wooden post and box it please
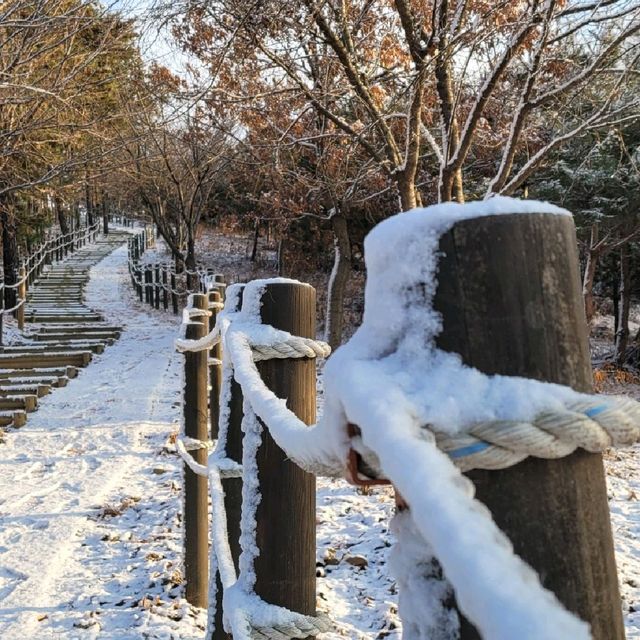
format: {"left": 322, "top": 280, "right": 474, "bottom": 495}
{"left": 432, "top": 212, "right": 624, "bottom": 640}
{"left": 254, "top": 282, "right": 316, "bottom": 618}
{"left": 183, "top": 293, "right": 209, "bottom": 608}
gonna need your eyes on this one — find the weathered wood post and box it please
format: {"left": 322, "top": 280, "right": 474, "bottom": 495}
{"left": 17, "top": 266, "right": 26, "bottom": 330}
{"left": 208, "top": 287, "right": 244, "bottom": 640}
{"left": 214, "top": 274, "right": 226, "bottom": 302}
{"left": 0, "top": 279, "right": 4, "bottom": 346}
{"left": 183, "top": 293, "right": 209, "bottom": 608}
{"left": 154, "top": 264, "right": 161, "bottom": 310}
{"left": 171, "top": 273, "right": 179, "bottom": 315}
{"left": 207, "top": 289, "right": 227, "bottom": 639}
{"left": 162, "top": 268, "right": 169, "bottom": 311}
{"left": 253, "top": 282, "right": 316, "bottom": 618}
{"left": 136, "top": 265, "right": 143, "bottom": 302}
{"left": 431, "top": 213, "right": 624, "bottom": 639}
{"left": 144, "top": 268, "right": 152, "bottom": 306}
{"left": 208, "top": 291, "right": 222, "bottom": 439}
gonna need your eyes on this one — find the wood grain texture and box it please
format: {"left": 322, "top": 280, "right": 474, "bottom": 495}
{"left": 255, "top": 282, "right": 317, "bottom": 617}
{"left": 433, "top": 213, "right": 624, "bottom": 640}
{"left": 183, "top": 293, "right": 209, "bottom": 608}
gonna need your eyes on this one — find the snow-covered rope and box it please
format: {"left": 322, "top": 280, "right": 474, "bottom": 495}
{"left": 344, "top": 395, "right": 640, "bottom": 478}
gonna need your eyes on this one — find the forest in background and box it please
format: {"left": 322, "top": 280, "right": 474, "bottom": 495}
{"left": 1, "top": 0, "right": 640, "bottom": 353}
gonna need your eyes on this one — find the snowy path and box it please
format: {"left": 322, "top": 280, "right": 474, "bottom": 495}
{"left": 0, "top": 244, "right": 200, "bottom": 639}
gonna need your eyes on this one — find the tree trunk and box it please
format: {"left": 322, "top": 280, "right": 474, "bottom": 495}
{"left": 324, "top": 212, "right": 351, "bottom": 349}
{"left": 583, "top": 225, "right": 602, "bottom": 324}
{"left": 612, "top": 254, "right": 620, "bottom": 340}
{"left": 277, "top": 237, "right": 285, "bottom": 276}
{"left": 0, "top": 195, "right": 19, "bottom": 309}
{"left": 55, "top": 194, "right": 69, "bottom": 236}
{"left": 85, "top": 181, "right": 93, "bottom": 226}
{"left": 250, "top": 218, "right": 260, "bottom": 261}
{"left": 186, "top": 234, "right": 198, "bottom": 291}
{"left": 614, "top": 245, "right": 631, "bottom": 365}
{"left": 397, "top": 174, "right": 418, "bottom": 211}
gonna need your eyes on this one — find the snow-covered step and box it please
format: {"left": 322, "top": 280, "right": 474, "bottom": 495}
{"left": 34, "top": 332, "right": 118, "bottom": 342}
{"left": 0, "top": 395, "right": 37, "bottom": 412}
{"left": 0, "top": 375, "right": 68, "bottom": 388}
{"left": 0, "top": 366, "right": 77, "bottom": 380}
{"left": 36, "top": 324, "right": 122, "bottom": 334}
{"left": 0, "top": 384, "right": 51, "bottom": 398}
{"left": 0, "top": 342, "right": 106, "bottom": 355}
{"left": 0, "top": 410, "right": 26, "bottom": 428}
{"left": 25, "top": 314, "right": 103, "bottom": 323}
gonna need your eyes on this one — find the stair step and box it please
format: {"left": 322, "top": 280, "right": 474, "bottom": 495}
{"left": 34, "top": 332, "right": 119, "bottom": 342}
{"left": 0, "top": 352, "right": 91, "bottom": 368}
{"left": 0, "top": 384, "right": 50, "bottom": 397}
{"left": 0, "top": 411, "right": 27, "bottom": 428}
{"left": 0, "top": 366, "right": 77, "bottom": 379}
{"left": 0, "top": 395, "right": 37, "bottom": 412}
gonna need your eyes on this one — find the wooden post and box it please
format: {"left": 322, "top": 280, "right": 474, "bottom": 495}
{"left": 0, "top": 278, "right": 4, "bottom": 346}
{"left": 431, "top": 213, "right": 624, "bottom": 640}
{"left": 183, "top": 293, "right": 209, "bottom": 608}
{"left": 208, "top": 291, "right": 223, "bottom": 442}
{"left": 136, "top": 265, "right": 143, "bottom": 302}
{"left": 162, "top": 268, "right": 169, "bottom": 310}
{"left": 144, "top": 268, "right": 152, "bottom": 305}
{"left": 154, "top": 264, "right": 161, "bottom": 309}
{"left": 208, "top": 288, "right": 244, "bottom": 640}
{"left": 17, "top": 266, "right": 26, "bottom": 331}
{"left": 215, "top": 274, "right": 226, "bottom": 302}
{"left": 171, "top": 273, "right": 179, "bottom": 315}
{"left": 208, "top": 289, "right": 228, "bottom": 640}
{"left": 253, "top": 282, "right": 316, "bottom": 617}
{"left": 103, "top": 213, "right": 109, "bottom": 235}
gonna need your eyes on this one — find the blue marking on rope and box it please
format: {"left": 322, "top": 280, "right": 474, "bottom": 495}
{"left": 584, "top": 404, "right": 608, "bottom": 418}
{"left": 448, "top": 442, "right": 490, "bottom": 458}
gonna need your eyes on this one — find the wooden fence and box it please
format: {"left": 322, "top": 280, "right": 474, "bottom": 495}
{"left": 177, "top": 282, "right": 320, "bottom": 640}
{"left": 173, "top": 209, "right": 634, "bottom": 640}
{"left": 126, "top": 229, "right": 225, "bottom": 315}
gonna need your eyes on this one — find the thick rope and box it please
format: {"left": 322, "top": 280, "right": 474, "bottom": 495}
{"left": 347, "top": 395, "right": 640, "bottom": 479}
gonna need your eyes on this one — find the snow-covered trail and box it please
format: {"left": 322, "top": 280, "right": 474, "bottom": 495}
{"left": 0, "top": 244, "right": 201, "bottom": 639}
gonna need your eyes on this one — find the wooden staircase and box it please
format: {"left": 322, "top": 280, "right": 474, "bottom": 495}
{"left": 0, "top": 233, "right": 129, "bottom": 430}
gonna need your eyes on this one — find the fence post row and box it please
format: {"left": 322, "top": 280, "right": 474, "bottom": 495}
{"left": 177, "top": 281, "right": 317, "bottom": 636}
{"left": 182, "top": 293, "right": 210, "bottom": 609}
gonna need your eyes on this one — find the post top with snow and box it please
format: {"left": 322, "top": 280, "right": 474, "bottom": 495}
{"left": 365, "top": 196, "right": 569, "bottom": 276}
